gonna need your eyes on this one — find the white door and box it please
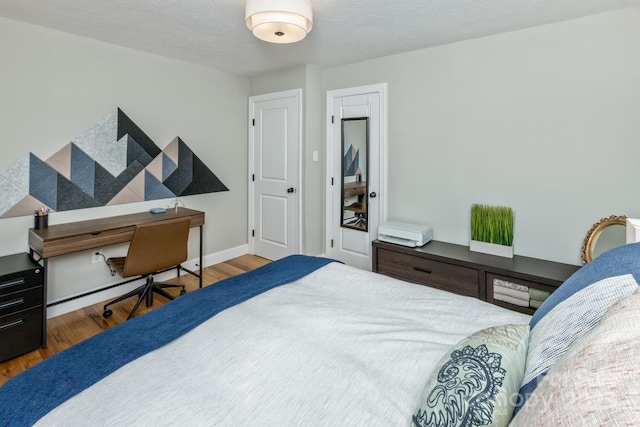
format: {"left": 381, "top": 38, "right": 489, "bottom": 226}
{"left": 326, "top": 84, "right": 387, "bottom": 270}
{"left": 249, "top": 89, "right": 301, "bottom": 260}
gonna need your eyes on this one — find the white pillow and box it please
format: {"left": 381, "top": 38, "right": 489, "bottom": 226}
{"left": 511, "top": 288, "right": 640, "bottom": 426}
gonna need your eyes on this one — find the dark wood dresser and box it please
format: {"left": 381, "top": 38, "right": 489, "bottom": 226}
{"left": 0, "top": 253, "right": 45, "bottom": 362}
{"left": 372, "top": 240, "right": 580, "bottom": 315}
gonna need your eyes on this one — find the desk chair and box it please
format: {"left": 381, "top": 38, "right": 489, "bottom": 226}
{"left": 102, "top": 217, "right": 191, "bottom": 320}
{"left": 344, "top": 196, "right": 367, "bottom": 229}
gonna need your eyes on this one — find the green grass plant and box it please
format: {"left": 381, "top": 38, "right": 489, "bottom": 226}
{"left": 471, "top": 204, "right": 514, "bottom": 246}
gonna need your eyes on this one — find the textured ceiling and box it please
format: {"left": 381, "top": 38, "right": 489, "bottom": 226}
{"left": 0, "top": 0, "right": 638, "bottom": 76}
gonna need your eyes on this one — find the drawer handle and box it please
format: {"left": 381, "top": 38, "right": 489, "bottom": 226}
{"left": 0, "top": 318, "right": 24, "bottom": 331}
{"left": 414, "top": 267, "right": 432, "bottom": 274}
{"left": 0, "top": 278, "right": 25, "bottom": 290}
{"left": 0, "top": 298, "right": 24, "bottom": 310}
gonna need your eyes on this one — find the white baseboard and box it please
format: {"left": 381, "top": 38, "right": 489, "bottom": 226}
{"left": 46, "top": 244, "right": 249, "bottom": 319}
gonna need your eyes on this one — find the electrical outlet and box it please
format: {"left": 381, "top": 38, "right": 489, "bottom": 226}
{"left": 92, "top": 249, "right": 103, "bottom": 264}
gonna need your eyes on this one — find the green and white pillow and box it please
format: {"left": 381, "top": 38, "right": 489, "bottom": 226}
{"left": 411, "top": 324, "right": 529, "bottom": 427}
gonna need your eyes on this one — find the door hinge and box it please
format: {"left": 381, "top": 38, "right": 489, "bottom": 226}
{"left": 331, "top": 115, "right": 334, "bottom": 124}
{"left": 252, "top": 174, "right": 255, "bottom": 182}
{"left": 331, "top": 177, "right": 334, "bottom": 185}
{"left": 252, "top": 229, "right": 255, "bottom": 237}
{"left": 331, "top": 239, "right": 334, "bottom": 248}
{"left": 252, "top": 118, "right": 255, "bottom": 126}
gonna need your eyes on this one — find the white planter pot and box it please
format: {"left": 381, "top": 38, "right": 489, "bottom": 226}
{"left": 470, "top": 240, "right": 514, "bottom": 258}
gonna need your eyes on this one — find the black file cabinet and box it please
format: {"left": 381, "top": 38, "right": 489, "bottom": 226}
{"left": 0, "top": 253, "right": 44, "bottom": 363}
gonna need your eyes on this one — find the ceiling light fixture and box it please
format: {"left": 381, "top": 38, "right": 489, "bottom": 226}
{"left": 245, "top": 0, "right": 313, "bottom": 44}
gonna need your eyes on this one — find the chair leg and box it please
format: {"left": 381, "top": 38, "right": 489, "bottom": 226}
{"left": 157, "top": 282, "right": 185, "bottom": 291}
{"left": 103, "top": 275, "right": 153, "bottom": 320}
{"left": 128, "top": 287, "right": 150, "bottom": 320}
{"left": 146, "top": 279, "right": 184, "bottom": 306}
{"left": 103, "top": 275, "right": 186, "bottom": 321}
{"left": 156, "top": 279, "right": 186, "bottom": 297}
{"left": 152, "top": 285, "right": 176, "bottom": 302}
{"left": 103, "top": 283, "right": 146, "bottom": 312}
{"left": 131, "top": 276, "right": 158, "bottom": 319}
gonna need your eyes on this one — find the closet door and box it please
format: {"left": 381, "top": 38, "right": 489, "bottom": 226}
{"left": 326, "top": 84, "right": 387, "bottom": 270}
{"left": 249, "top": 89, "right": 301, "bottom": 260}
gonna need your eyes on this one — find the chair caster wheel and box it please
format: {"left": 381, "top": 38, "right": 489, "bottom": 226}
{"left": 179, "top": 289, "right": 186, "bottom": 296}
{"left": 103, "top": 309, "right": 113, "bottom": 318}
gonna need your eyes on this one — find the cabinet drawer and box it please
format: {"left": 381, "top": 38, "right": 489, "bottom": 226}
{"left": 0, "top": 268, "right": 43, "bottom": 295}
{"left": 0, "top": 306, "right": 43, "bottom": 362}
{"left": 377, "top": 248, "right": 480, "bottom": 297}
{"left": 0, "top": 287, "right": 43, "bottom": 317}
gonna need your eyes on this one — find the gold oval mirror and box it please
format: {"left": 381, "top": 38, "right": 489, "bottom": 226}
{"left": 581, "top": 215, "right": 627, "bottom": 264}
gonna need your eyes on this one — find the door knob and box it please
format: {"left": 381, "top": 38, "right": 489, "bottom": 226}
{"left": 369, "top": 192, "right": 377, "bottom": 198}
{"left": 287, "top": 187, "right": 295, "bottom": 193}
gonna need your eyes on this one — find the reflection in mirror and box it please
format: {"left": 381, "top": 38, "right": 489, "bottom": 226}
{"left": 581, "top": 215, "right": 627, "bottom": 264}
{"left": 341, "top": 118, "right": 368, "bottom": 231}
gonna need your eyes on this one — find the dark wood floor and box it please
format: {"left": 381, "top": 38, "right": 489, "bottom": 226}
{"left": 0, "top": 254, "right": 270, "bottom": 386}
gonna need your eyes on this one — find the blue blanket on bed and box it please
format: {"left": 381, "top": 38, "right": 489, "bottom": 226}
{"left": 0, "top": 254, "right": 336, "bottom": 427}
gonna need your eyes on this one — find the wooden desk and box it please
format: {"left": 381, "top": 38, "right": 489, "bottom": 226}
{"left": 28, "top": 207, "right": 205, "bottom": 347}
{"left": 343, "top": 181, "right": 366, "bottom": 198}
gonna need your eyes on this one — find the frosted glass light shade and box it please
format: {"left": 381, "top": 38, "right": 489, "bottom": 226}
{"left": 626, "top": 218, "right": 640, "bottom": 243}
{"left": 246, "top": 0, "right": 313, "bottom": 43}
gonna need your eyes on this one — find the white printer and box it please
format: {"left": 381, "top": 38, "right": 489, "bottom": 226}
{"left": 377, "top": 221, "right": 433, "bottom": 247}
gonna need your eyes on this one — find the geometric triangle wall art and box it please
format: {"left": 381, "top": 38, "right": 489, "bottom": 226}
{"left": 0, "top": 108, "right": 228, "bottom": 218}
{"left": 343, "top": 144, "right": 360, "bottom": 177}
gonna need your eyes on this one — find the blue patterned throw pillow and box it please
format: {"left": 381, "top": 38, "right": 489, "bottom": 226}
{"left": 516, "top": 242, "right": 640, "bottom": 413}
{"left": 412, "top": 324, "right": 529, "bottom": 427}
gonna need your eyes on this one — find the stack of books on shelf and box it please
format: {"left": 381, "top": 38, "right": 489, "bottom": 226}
{"left": 493, "top": 279, "right": 530, "bottom": 307}
{"left": 528, "top": 288, "right": 551, "bottom": 309}
{"left": 493, "top": 280, "right": 552, "bottom": 309}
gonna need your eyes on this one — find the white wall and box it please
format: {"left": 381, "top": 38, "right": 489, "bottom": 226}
{"left": 0, "top": 17, "right": 250, "bottom": 303}
{"left": 302, "top": 65, "right": 325, "bottom": 255}
{"left": 323, "top": 8, "right": 640, "bottom": 265}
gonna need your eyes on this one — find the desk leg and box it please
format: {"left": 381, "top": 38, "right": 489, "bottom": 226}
{"left": 199, "top": 225, "right": 203, "bottom": 288}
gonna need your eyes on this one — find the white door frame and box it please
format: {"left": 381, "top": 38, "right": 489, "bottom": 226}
{"left": 248, "top": 88, "right": 303, "bottom": 257}
{"left": 325, "top": 83, "right": 388, "bottom": 264}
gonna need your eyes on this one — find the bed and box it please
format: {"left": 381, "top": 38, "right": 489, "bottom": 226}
{"left": 1, "top": 243, "right": 639, "bottom": 426}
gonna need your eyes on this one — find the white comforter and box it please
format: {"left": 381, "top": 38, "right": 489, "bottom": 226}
{"left": 36, "top": 262, "right": 529, "bottom": 426}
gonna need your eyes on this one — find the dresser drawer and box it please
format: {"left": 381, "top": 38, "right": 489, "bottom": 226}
{"left": 0, "top": 287, "right": 43, "bottom": 317}
{"left": 376, "top": 247, "right": 480, "bottom": 297}
{"left": 0, "top": 306, "right": 43, "bottom": 362}
{"left": 0, "top": 268, "right": 43, "bottom": 295}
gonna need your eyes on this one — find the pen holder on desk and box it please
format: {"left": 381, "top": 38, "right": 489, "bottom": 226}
{"left": 34, "top": 214, "right": 48, "bottom": 229}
